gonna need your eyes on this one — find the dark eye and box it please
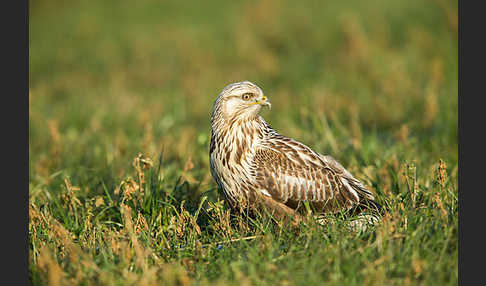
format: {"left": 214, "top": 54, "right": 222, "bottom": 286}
{"left": 242, "top": 93, "right": 252, "bottom": 101}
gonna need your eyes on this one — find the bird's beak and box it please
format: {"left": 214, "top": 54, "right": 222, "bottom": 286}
{"left": 256, "top": 95, "right": 271, "bottom": 109}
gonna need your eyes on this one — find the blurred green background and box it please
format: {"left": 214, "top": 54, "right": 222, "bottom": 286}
{"left": 30, "top": 0, "right": 457, "bottom": 187}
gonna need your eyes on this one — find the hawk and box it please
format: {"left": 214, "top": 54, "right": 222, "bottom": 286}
{"left": 209, "top": 81, "right": 382, "bottom": 226}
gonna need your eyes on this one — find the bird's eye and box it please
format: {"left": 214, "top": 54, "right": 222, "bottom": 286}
{"left": 242, "top": 93, "right": 252, "bottom": 101}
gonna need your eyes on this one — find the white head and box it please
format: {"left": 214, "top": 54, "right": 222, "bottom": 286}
{"left": 211, "top": 81, "right": 271, "bottom": 123}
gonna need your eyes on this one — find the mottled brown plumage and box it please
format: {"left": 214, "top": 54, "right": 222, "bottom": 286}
{"left": 209, "top": 81, "right": 381, "bottom": 225}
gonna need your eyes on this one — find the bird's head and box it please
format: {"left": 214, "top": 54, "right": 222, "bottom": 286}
{"left": 212, "top": 81, "right": 271, "bottom": 122}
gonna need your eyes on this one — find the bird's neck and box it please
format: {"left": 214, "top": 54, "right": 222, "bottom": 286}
{"left": 210, "top": 115, "right": 275, "bottom": 179}
{"left": 212, "top": 116, "right": 271, "bottom": 149}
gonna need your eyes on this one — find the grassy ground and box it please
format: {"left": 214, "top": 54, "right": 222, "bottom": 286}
{"left": 29, "top": 0, "right": 458, "bottom": 285}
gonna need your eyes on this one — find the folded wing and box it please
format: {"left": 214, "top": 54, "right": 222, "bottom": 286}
{"left": 252, "top": 135, "right": 376, "bottom": 214}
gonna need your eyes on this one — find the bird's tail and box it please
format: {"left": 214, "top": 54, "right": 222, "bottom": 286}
{"left": 345, "top": 197, "right": 386, "bottom": 232}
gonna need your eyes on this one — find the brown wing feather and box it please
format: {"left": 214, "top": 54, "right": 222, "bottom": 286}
{"left": 252, "top": 137, "right": 373, "bottom": 214}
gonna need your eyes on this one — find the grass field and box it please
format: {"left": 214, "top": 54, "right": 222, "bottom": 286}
{"left": 29, "top": 0, "right": 458, "bottom": 285}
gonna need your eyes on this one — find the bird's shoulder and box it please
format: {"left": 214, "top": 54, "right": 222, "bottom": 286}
{"left": 256, "top": 133, "right": 366, "bottom": 181}
{"left": 254, "top": 133, "right": 331, "bottom": 171}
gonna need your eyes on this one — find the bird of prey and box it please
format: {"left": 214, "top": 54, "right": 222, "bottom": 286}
{"left": 209, "top": 81, "right": 382, "bottom": 226}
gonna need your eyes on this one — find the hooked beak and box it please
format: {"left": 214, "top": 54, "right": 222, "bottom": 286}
{"left": 254, "top": 95, "right": 271, "bottom": 109}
